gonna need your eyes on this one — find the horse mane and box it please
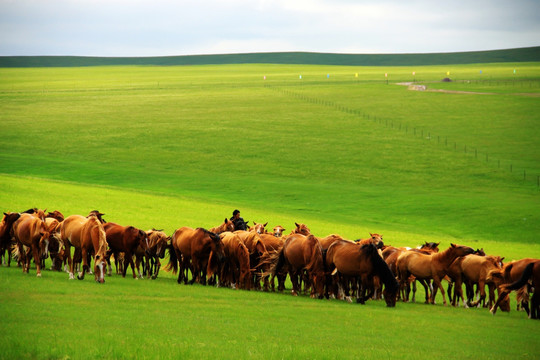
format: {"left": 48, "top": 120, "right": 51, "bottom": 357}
{"left": 361, "top": 243, "right": 398, "bottom": 292}
{"left": 196, "top": 228, "right": 220, "bottom": 241}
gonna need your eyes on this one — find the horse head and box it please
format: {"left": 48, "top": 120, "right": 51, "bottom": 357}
{"left": 294, "top": 222, "right": 310, "bottom": 236}
{"left": 38, "top": 220, "right": 51, "bottom": 260}
{"left": 208, "top": 231, "right": 226, "bottom": 263}
{"left": 88, "top": 210, "right": 106, "bottom": 224}
{"left": 251, "top": 222, "right": 268, "bottom": 235}
{"left": 273, "top": 225, "right": 285, "bottom": 237}
{"left": 450, "top": 243, "right": 475, "bottom": 257}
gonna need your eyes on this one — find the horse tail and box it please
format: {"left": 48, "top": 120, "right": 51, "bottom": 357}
{"left": 164, "top": 243, "right": 178, "bottom": 274}
{"left": 267, "top": 246, "right": 286, "bottom": 278}
{"left": 504, "top": 262, "right": 535, "bottom": 292}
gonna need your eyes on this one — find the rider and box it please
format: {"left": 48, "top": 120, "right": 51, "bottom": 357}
{"left": 230, "top": 209, "right": 247, "bottom": 231}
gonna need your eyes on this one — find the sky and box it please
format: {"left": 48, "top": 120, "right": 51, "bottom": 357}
{"left": 1, "top": 0, "right": 539, "bottom": 56}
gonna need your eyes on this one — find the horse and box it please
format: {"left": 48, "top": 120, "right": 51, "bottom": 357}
{"left": 291, "top": 223, "right": 311, "bottom": 236}
{"left": 234, "top": 230, "right": 267, "bottom": 290}
{"left": 268, "top": 234, "right": 325, "bottom": 299}
{"left": 355, "top": 233, "right": 384, "bottom": 249}
{"left": 46, "top": 210, "right": 65, "bottom": 222}
{"left": 447, "top": 254, "right": 505, "bottom": 308}
{"left": 0, "top": 212, "right": 21, "bottom": 266}
{"left": 166, "top": 227, "right": 225, "bottom": 285}
{"left": 56, "top": 213, "right": 108, "bottom": 283}
{"left": 326, "top": 240, "right": 399, "bottom": 307}
{"left": 383, "top": 242, "right": 440, "bottom": 302}
{"left": 44, "top": 216, "right": 65, "bottom": 271}
{"left": 490, "top": 258, "right": 539, "bottom": 316}
{"left": 273, "top": 225, "right": 285, "bottom": 237}
{"left": 250, "top": 222, "right": 268, "bottom": 235}
{"left": 396, "top": 243, "right": 475, "bottom": 305}
{"left": 210, "top": 232, "right": 251, "bottom": 290}
{"left": 258, "top": 233, "right": 285, "bottom": 291}
{"left": 209, "top": 218, "right": 235, "bottom": 234}
{"left": 11, "top": 213, "right": 52, "bottom": 276}
{"left": 104, "top": 222, "right": 148, "bottom": 279}
{"left": 143, "top": 229, "right": 170, "bottom": 279}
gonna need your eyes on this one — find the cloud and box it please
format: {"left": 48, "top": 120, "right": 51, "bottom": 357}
{"left": 0, "top": 0, "right": 538, "bottom": 56}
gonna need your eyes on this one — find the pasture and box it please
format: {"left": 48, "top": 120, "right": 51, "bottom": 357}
{"left": 1, "top": 61, "right": 539, "bottom": 359}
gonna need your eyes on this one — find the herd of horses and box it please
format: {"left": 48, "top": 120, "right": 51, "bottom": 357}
{"left": 1, "top": 208, "right": 539, "bottom": 319}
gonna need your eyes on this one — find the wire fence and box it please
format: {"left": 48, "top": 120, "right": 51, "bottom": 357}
{"left": 264, "top": 83, "right": 540, "bottom": 189}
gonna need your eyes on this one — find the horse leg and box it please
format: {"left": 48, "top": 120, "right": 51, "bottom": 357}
{"left": 431, "top": 277, "right": 448, "bottom": 305}
{"left": 152, "top": 258, "right": 161, "bottom": 280}
{"left": 77, "top": 248, "right": 88, "bottom": 280}
{"left": 127, "top": 252, "right": 138, "bottom": 279}
{"left": 531, "top": 290, "right": 539, "bottom": 320}
{"left": 289, "top": 270, "right": 300, "bottom": 296}
{"left": 32, "top": 245, "right": 42, "bottom": 277}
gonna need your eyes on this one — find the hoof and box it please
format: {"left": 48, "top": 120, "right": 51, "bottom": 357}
{"left": 36, "top": 273, "right": 42, "bottom": 278}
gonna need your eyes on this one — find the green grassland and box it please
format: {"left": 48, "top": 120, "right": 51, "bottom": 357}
{"left": 1, "top": 60, "right": 539, "bottom": 359}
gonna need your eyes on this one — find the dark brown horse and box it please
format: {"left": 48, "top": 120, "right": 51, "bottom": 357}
{"left": 166, "top": 227, "right": 225, "bottom": 285}
{"left": 104, "top": 222, "right": 148, "bottom": 279}
{"left": 396, "top": 243, "right": 475, "bottom": 305}
{"left": 490, "top": 258, "right": 539, "bottom": 316}
{"left": 0, "top": 212, "right": 21, "bottom": 266}
{"left": 269, "top": 234, "right": 325, "bottom": 299}
{"left": 56, "top": 213, "right": 108, "bottom": 283}
{"left": 326, "top": 240, "right": 399, "bottom": 307}
{"left": 11, "top": 213, "right": 52, "bottom": 276}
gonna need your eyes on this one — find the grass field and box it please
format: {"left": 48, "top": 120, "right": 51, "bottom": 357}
{"left": 1, "top": 60, "right": 539, "bottom": 359}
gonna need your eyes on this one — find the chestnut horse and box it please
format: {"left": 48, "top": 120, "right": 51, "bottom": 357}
{"left": 11, "top": 213, "right": 52, "bottom": 276}
{"left": 211, "top": 232, "right": 251, "bottom": 289}
{"left": 56, "top": 213, "right": 108, "bottom": 283}
{"left": 272, "top": 225, "right": 285, "bottom": 237}
{"left": 268, "top": 234, "right": 325, "bottom": 299}
{"left": 326, "top": 240, "right": 398, "bottom": 307}
{"left": 104, "top": 222, "right": 148, "bottom": 278}
{"left": 0, "top": 212, "right": 21, "bottom": 266}
{"left": 291, "top": 223, "right": 311, "bottom": 236}
{"left": 235, "top": 230, "right": 267, "bottom": 290}
{"left": 396, "top": 243, "right": 475, "bottom": 305}
{"left": 209, "top": 219, "right": 235, "bottom": 234}
{"left": 258, "top": 233, "right": 285, "bottom": 291}
{"left": 490, "top": 258, "right": 539, "bottom": 316}
{"left": 144, "top": 229, "right": 170, "bottom": 279}
{"left": 447, "top": 254, "right": 505, "bottom": 308}
{"left": 250, "top": 222, "right": 268, "bottom": 235}
{"left": 166, "top": 227, "right": 225, "bottom": 285}
{"left": 355, "top": 233, "right": 384, "bottom": 248}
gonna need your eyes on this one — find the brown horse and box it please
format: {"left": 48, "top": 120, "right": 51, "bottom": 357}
{"left": 490, "top": 258, "right": 539, "bottom": 316}
{"left": 273, "top": 225, "right": 285, "bottom": 237}
{"left": 144, "top": 229, "right": 170, "bottom": 279}
{"left": 326, "top": 240, "right": 399, "bottom": 307}
{"left": 447, "top": 254, "right": 505, "bottom": 308}
{"left": 355, "top": 233, "right": 384, "bottom": 248}
{"left": 291, "top": 223, "right": 311, "bottom": 236}
{"left": 11, "top": 213, "right": 52, "bottom": 276}
{"left": 46, "top": 210, "right": 65, "bottom": 222}
{"left": 0, "top": 212, "right": 21, "bottom": 266}
{"left": 250, "top": 222, "right": 268, "bottom": 235}
{"left": 104, "top": 222, "right": 148, "bottom": 279}
{"left": 212, "top": 232, "right": 251, "bottom": 290}
{"left": 56, "top": 213, "right": 108, "bottom": 283}
{"left": 258, "top": 233, "right": 285, "bottom": 291}
{"left": 209, "top": 218, "right": 235, "bottom": 234}
{"left": 396, "top": 243, "right": 475, "bottom": 305}
{"left": 235, "top": 230, "right": 267, "bottom": 289}
{"left": 44, "top": 216, "right": 65, "bottom": 271}
{"left": 269, "top": 234, "right": 325, "bottom": 299}
{"left": 166, "top": 227, "right": 225, "bottom": 285}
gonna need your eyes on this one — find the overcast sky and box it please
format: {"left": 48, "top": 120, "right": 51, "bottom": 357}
{"left": 1, "top": 0, "right": 539, "bottom": 56}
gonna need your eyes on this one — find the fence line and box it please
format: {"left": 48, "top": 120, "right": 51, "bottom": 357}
{"left": 264, "top": 83, "right": 539, "bottom": 189}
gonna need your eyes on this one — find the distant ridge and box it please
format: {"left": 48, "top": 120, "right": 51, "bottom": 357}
{"left": 1, "top": 46, "right": 539, "bottom": 67}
